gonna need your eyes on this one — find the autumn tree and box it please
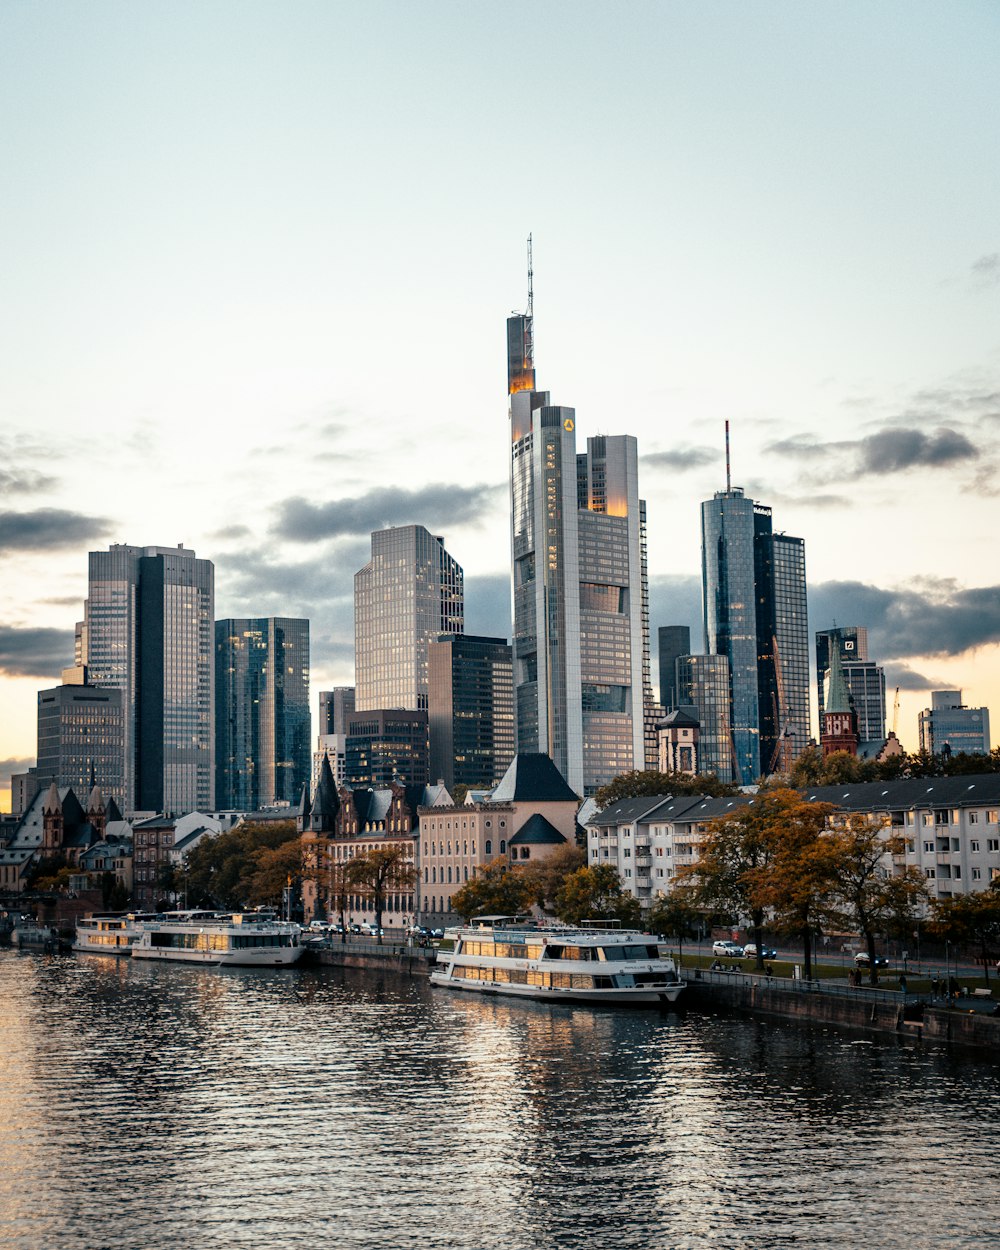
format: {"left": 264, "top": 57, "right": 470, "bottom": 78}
{"left": 183, "top": 820, "right": 298, "bottom": 908}
{"left": 554, "top": 864, "right": 642, "bottom": 927}
{"left": 343, "top": 844, "right": 416, "bottom": 943}
{"left": 450, "top": 856, "right": 535, "bottom": 922}
{"left": 647, "top": 885, "right": 707, "bottom": 963}
{"left": 594, "top": 769, "right": 738, "bottom": 809}
{"left": 244, "top": 838, "right": 304, "bottom": 910}
{"left": 521, "top": 843, "right": 586, "bottom": 914}
{"left": 824, "top": 814, "right": 928, "bottom": 984}
{"left": 928, "top": 887, "right": 1000, "bottom": 985}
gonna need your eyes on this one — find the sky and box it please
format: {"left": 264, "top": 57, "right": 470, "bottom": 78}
{"left": 2, "top": 2, "right": 999, "bottom": 809}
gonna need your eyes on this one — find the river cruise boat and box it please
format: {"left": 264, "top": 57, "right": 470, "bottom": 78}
{"left": 11, "top": 917, "right": 61, "bottom": 951}
{"left": 130, "top": 911, "right": 303, "bottom": 967}
{"left": 74, "top": 912, "right": 159, "bottom": 956}
{"left": 431, "top": 916, "right": 684, "bottom": 1006}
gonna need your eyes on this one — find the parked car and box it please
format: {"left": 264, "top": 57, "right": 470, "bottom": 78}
{"left": 743, "top": 943, "right": 777, "bottom": 960}
{"left": 429, "top": 928, "right": 445, "bottom": 940}
{"left": 854, "top": 952, "right": 889, "bottom": 967}
{"left": 712, "top": 940, "right": 745, "bottom": 958}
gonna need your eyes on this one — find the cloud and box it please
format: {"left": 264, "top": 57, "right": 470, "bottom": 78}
{"left": 809, "top": 578, "right": 1000, "bottom": 661}
{"left": 856, "top": 427, "right": 978, "bottom": 473}
{"left": 882, "top": 663, "right": 949, "bottom": 693}
{"left": 217, "top": 544, "right": 366, "bottom": 617}
{"left": 464, "top": 573, "right": 511, "bottom": 639}
{"left": 0, "top": 508, "right": 114, "bottom": 553}
{"left": 642, "top": 446, "right": 717, "bottom": 471}
{"left": 0, "top": 468, "right": 58, "bottom": 494}
{"left": 272, "top": 483, "right": 505, "bottom": 542}
{"left": 0, "top": 757, "right": 36, "bottom": 793}
{"left": 208, "top": 524, "right": 253, "bottom": 541}
{"left": 0, "top": 625, "right": 74, "bottom": 677}
{"left": 971, "top": 253, "right": 1000, "bottom": 289}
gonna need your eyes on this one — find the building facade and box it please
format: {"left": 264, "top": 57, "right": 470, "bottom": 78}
{"left": 508, "top": 308, "right": 652, "bottom": 795}
{"left": 428, "top": 634, "right": 515, "bottom": 790}
{"left": 918, "top": 691, "right": 991, "bottom": 757}
{"left": 345, "top": 708, "right": 429, "bottom": 786}
{"left": 674, "top": 654, "right": 733, "bottom": 783}
{"left": 657, "top": 625, "right": 691, "bottom": 711}
{"left": 84, "top": 543, "right": 215, "bottom": 814}
{"left": 36, "top": 672, "right": 125, "bottom": 805}
{"left": 354, "top": 526, "right": 463, "bottom": 712}
{"left": 816, "top": 627, "right": 886, "bottom": 743}
{"left": 215, "top": 618, "right": 311, "bottom": 810}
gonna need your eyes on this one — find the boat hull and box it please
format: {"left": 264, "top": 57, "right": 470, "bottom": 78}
{"left": 429, "top": 972, "right": 684, "bottom": 1006}
{"left": 131, "top": 946, "right": 302, "bottom": 967}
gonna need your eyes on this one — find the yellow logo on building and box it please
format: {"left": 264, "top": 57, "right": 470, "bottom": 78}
{"left": 563, "top": 417, "right": 575, "bottom": 432}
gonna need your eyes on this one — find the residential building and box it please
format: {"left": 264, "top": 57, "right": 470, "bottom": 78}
{"left": 345, "top": 708, "right": 429, "bottom": 786}
{"left": 701, "top": 482, "right": 809, "bottom": 783}
{"left": 215, "top": 617, "right": 311, "bottom": 810}
{"left": 508, "top": 302, "right": 652, "bottom": 795}
{"left": 36, "top": 672, "right": 125, "bottom": 806}
{"left": 133, "top": 809, "right": 226, "bottom": 908}
{"left": 674, "top": 653, "right": 734, "bottom": 782}
{"left": 83, "top": 543, "right": 215, "bottom": 814}
{"left": 816, "top": 627, "right": 886, "bottom": 743}
{"left": 657, "top": 626, "right": 690, "bottom": 710}
{"left": 354, "top": 525, "right": 463, "bottom": 712}
{"left": 428, "top": 633, "right": 515, "bottom": 790}
{"left": 918, "top": 691, "right": 991, "bottom": 757}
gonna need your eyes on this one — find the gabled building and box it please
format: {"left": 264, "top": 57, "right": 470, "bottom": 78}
{"left": 0, "top": 780, "right": 121, "bottom": 892}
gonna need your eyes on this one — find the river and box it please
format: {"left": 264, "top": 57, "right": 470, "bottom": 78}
{"left": 1, "top": 951, "right": 998, "bottom": 1249}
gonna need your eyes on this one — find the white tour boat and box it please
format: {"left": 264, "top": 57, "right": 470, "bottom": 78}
{"left": 130, "top": 911, "right": 303, "bottom": 967}
{"left": 430, "top": 916, "right": 685, "bottom": 1006}
{"left": 74, "top": 912, "right": 159, "bottom": 956}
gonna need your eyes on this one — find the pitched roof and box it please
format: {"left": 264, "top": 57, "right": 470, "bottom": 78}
{"left": 802, "top": 774, "right": 1000, "bottom": 811}
{"left": 509, "top": 813, "right": 568, "bottom": 846}
{"left": 491, "top": 754, "right": 579, "bottom": 804}
{"left": 659, "top": 708, "right": 700, "bottom": 729}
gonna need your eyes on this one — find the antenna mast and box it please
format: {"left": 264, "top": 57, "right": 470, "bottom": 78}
{"left": 527, "top": 233, "right": 533, "bottom": 319}
{"left": 725, "top": 420, "right": 731, "bottom": 492}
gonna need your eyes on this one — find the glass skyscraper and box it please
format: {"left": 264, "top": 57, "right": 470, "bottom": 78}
{"left": 215, "top": 618, "right": 311, "bottom": 810}
{"left": 509, "top": 311, "right": 651, "bottom": 795}
{"left": 428, "top": 634, "right": 515, "bottom": 790}
{"left": 354, "top": 525, "right": 464, "bottom": 712}
{"left": 36, "top": 676, "right": 125, "bottom": 803}
{"left": 84, "top": 544, "right": 215, "bottom": 814}
{"left": 674, "top": 653, "right": 734, "bottom": 783}
{"left": 701, "top": 489, "right": 809, "bottom": 783}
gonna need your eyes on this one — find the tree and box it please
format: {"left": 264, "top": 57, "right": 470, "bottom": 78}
{"left": 183, "top": 820, "right": 298, "bottom": 908}
{"left": 245, "top": 839, "right": 304, "bottom": 909}
{"left": 521, "top": 844, "right": 586, "bottom": 914}
{"left": 679, "top": 786, "right": 836, "bottom": 972}
{"left": 647, "top": 885, "right": 706, "bottom": 964}
{"left": 824, "top": 814, "right": 928, "bottom": 984}
{"left": 554, "top": 864, "right": 642, "bottom": 927}
{"left": 343, "top": 844, "right": 416, "bottom": 943}
{"left": 450, "top": 856, "right": 535, "bottom": 922}
{"left": 928, "top": 888, "right": 1000, "bottom": 985}
{"left": 758, "top": 807, "right": 841, "bottom": 978}
{"left": 594, "top": 769, "right": 738, "bottom": 810}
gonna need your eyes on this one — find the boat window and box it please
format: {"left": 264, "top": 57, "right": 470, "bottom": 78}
{"left": 525, "top": 943, "right": 542, "bottom": 959}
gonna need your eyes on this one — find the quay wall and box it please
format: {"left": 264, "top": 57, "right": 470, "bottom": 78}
{"left": 311, "top": 941, "right": 436, "bottom": 977}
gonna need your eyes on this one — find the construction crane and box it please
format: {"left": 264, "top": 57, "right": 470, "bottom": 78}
{"left": 768, "top": 634, "right": 794, "bottom": 775}
{"left": 892, "top": 686, "right": 900, "bottom": 737}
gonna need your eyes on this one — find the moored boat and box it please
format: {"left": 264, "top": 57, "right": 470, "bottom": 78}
{"left": 430, "top": 916, "right": 684, "bottom": 1006}
{"left": 12, "top": 917, "right": 61, "bottom": 951}
{"left": 130, "top": 911, "right": 303, "bottom": 967}
{"left": 74, "top": 912, "right": 159, "bottom": 956}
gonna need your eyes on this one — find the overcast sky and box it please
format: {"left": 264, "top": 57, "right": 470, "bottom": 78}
{"left": 2, "top": 2, "right": 999, "bottom": 807}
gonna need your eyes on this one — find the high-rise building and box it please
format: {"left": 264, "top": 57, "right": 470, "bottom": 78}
{"left": 345, "top": 708, "right": 429, "bottom": 786}
{"left": 508, "top": 304, "right": 651, "bottom": 796}
{"left": 674, "top": 653, "right": 734, "bottom": 783}
{"left": 354, "top": 526, "right": 463, "bottom": 712}
{"left": 919, "top": 691, "right": 991, "bottom": 757}
{"left": 658, "top": 626, "right": 691, "bottom": 711}
{"left": 215, "top": 618, "right": 311, "bottom": 811}
{"left": 36, "top": 669, "right": 125, "bottom": 804}
{"left": 318, "top": 688, "right": 355, "bottom": 736}
{"left": 701, "top": 482, "right": 809, "bottom": 784}
{"left": 816, "top": 627, "right": 886, "bottom": 744}
{"left": 428, "top": 634, "right": 515, "bottom": 790}
{"left": 84, "top": 543, "right": 214, "bottom": 814}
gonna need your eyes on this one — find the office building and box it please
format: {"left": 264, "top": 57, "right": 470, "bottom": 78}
{"left": 314, "top": 687, "right": 355, "bottom": 789}
{"left": 83, "top": 544, "right": 215, "bottom": 814}
{"left": 658, "top": 626, "right": 691, "bottom": 711}
{"left": 345, "top": 708, "right": 429, "bottom": 786}
{"left": 36, "top": 671, "right": 125, "bottom": 805}
{"left": 354, "top": 526, "right": 463, "bottom": 712}
{"left": 508, "top": 301, "right": 652, "bottom": 795}
{"left": 816, "top": 627, "right": 886, "bottom": 743}
{"left": 215, "top": 618, "right": 311, "bottom": 810}
{"left": 674, "top": 653, "right": 734, "bottom": 783}
{"left": 919, "top": 691, "right": 991, "bottom": 757}
{"left": 701, "top": 482, "right": 809, "bottom": 784}
{"left": 428, "top": 634, "right": 515, "bottom": 790}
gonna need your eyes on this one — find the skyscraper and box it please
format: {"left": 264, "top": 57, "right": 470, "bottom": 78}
{"left": 658, "top": 625, "right": 691, "bottom": 710}
{"left": 354, "top": 525, "right": 464, "bottom": 712}
{"left": 509, "top": 303, "right": 651, "bottom": 796}
{"left": 84, "top": 543, "right": 214, "bottom": 814}
{"left": 674, "top": 653, "right": 734, "bottom": 783}
{"left": 215, "top": 618, "right": 311, "bottom": 810}
{"left": 701, "top": 470, "right": 809, "bottom": 783}
{"left": 36, "top": 669, "right": 125, "bottom": 804}
{"left": 428, "top": 634, "right": 515, "bottom": 789}
{"left": 919, "top": 691, "right": 991, "bottom": 756}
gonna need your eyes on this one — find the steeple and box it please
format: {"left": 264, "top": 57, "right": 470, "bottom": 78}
{"left": 825, "top": 643, "right": 852, "bottom": 715}
{"left": 310, "top": 753, "right": 340, "bottom": 834}
{"left": 821, "top": 637, "right": 859, "bottom": 758}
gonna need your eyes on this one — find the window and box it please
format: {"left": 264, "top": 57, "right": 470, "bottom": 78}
{"left": 970, "top": 812, "right": 979, "bottom": 824}
{"left": 951, "top": 838, "right": 960, "bottom": 852}
{"left": 972, "top": 868, "right": 982, "bottom": 881}
{"left": 971, "top": 840, "right": 980, "bottom": 853}
{"left": 519, "top": 847, "right": 530, "bottom": 860}
{"left": 989, "top": 839, "right": 1000, "bottom": 853}
{"left": 923, "top": 841, "right": 934, "bottom": 853}
{"left": 924, "top": 868, "right": 936, "bottom": 879}
{"left": 485, "top": 840, "right": 491, "bottom": 855}
{"left": 623, "top": 848, "right": 631, "bottom": 858}
{"left": 500, "top": 840, "right": 506, "bottom": 854}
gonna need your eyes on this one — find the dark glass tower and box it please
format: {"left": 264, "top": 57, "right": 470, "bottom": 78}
{"left": 215, "top": 618, "right": 311, "bottom": 810}
{"left": 658, "top": 626, "right": 691, "bottom": 710}
{"left": 428, "top": 634, "right": 514, "bottom": 789}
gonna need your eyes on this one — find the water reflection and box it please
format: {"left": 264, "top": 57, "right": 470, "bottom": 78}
{"left": 1, "top": 951, "right": 998, "bottom": 1250}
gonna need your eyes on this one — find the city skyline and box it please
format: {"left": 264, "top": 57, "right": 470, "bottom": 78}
{"left": 3, "top": 4, "right": 1000, "bottom": 808}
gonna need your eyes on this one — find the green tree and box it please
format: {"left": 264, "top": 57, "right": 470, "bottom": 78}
{"left": 928, "top": 887, "right": 1000, "bottom": 985}
{"left": 594, "top": 769, "right": 738, "bottom": 810}
{"left": 647, "top": 885, "right": 706, "bottom": 964}
{"left": 824, "top": 814, "right": 928, "bottom": 984}
{"left": 554, "top": 864, "right": 642, "bottom": 927}
{"left": 450, "top": 856, "right": 535, "bottom": 922}
{"left": 343, "top": 844, "right": 416, "bottom": 943}
{"left": 521, "top": 843, "right": 586, "bottom": 914}
{"left": 183, "top": 820, "right": 298, "bottom": 908}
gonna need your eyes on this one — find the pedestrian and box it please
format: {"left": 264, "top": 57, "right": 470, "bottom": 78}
{"left": 899, "top": 973, "right": 907, "bottom": 995}
{"left": 765, "top": 963, "right": 773, "bottom": 978}
{"left": 931, "top": 972, "right": 939, "bottom": 996}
